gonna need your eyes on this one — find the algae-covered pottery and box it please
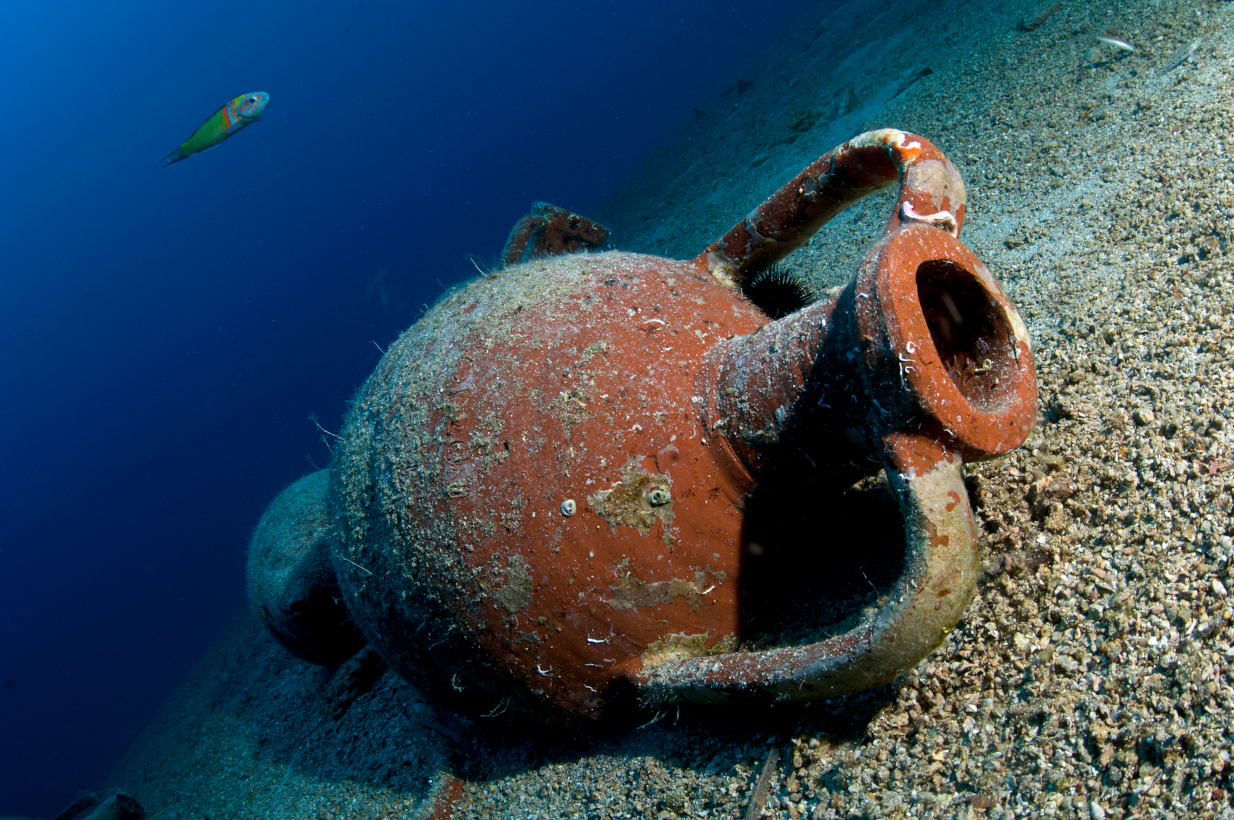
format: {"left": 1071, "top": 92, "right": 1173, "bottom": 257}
{"left": 253, "top": 130, "right": 1038, "bottom": 721}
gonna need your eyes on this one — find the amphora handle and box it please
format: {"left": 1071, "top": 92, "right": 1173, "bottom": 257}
{"left": 634, "top": 130, "right": 1035, "bottom": 704}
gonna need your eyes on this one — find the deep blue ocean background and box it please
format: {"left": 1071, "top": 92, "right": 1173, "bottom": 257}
{"left": 0, "top": 1, "right": 822, "bottom": 815}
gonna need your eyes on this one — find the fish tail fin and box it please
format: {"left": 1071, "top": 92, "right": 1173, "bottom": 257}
{"left": 160, "top": 147, "right": 187, "bottom": 167}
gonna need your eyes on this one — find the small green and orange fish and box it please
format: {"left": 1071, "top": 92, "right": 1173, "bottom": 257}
{"left": 161, "top": 92, "right": 269, "bottom": 166}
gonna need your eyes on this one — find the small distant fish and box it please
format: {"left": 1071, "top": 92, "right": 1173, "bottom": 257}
{"left": 1095, "top": 32, "right": 1136, "bottom": 52}
{"left": 161, "top": 92, "right": 269, "bottom": 167}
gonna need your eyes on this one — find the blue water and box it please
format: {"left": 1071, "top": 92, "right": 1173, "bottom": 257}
{"left": 0, "top": 1, "right": 821, "bottom": 815}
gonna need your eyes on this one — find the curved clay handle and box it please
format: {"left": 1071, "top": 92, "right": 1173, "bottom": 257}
{"left": 631, "top": 430, "right": 976, "bottom": 704}
{"left": 695, "top": 129, "right": 967, "bottom": 290}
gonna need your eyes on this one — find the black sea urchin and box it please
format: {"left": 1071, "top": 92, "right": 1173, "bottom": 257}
{"left": 744, "top": 264, "right": 813, "bottom": 319}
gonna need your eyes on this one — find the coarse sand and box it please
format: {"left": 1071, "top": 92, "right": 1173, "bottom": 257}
{"left": 105, "top": 0, "right": 1234, "bottom": 816}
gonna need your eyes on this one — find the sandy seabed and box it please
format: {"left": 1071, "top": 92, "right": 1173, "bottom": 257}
{"left": 105, "top": 0, "right": 1234, "bottom": 817}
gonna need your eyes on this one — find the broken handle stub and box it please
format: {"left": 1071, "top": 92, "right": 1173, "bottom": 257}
{"left": 500, "top": 201, "right": 610, "bottom": 266}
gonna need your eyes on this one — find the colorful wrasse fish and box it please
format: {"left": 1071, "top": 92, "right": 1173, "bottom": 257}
{"left": 161, "top": 92, "right": 269, "bottom": 167}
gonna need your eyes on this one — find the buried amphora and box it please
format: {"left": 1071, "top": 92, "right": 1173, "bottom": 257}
{"left": 250, "top": 130, "right": 1037, "bottom": 721}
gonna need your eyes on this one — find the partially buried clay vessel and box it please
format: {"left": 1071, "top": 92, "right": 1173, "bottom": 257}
{"left": 247, "top": 469, "right": 366, "bottom": 667}
{"left": 262, "top": 130, "right": 1038, "bottom": 721}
